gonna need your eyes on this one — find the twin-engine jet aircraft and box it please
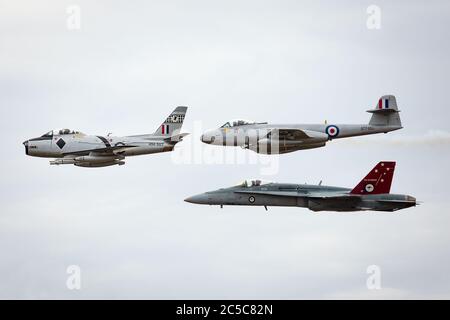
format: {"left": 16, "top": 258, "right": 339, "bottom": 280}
{"left": 200, "top": 95, "right": 402, "bottom": 154}
{"left": 23, "top": 107, "right": 188, "bottom": 168}
{"left": 185, "top": 161, "right": 417, "bottom": 212}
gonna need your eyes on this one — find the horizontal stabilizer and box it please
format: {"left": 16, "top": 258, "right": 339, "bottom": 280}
{"left": 164, "top": 133, "right": 189, "bottom": 142}
{"left": 307, "top": 194, "right": 360, "bottom": 200}
{"left": 367, "top": 108, "right": 398, "bottom": 114}
{"left": 376, "top": 199, "right": 416, "bottom": 204}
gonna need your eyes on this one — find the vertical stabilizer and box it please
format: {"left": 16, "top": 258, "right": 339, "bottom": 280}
{"left": 367, "top": 95, "right": 402, "bottom": 127}
{"left": 350, "top": 161, "right": 396, "bottom": 195}
{"left": 154, "top": 106, "right": 188, "bottom": 137}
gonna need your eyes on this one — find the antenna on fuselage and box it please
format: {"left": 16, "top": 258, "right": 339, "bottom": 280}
{"left": 318, "top": 180, "right": 322, "bottom": 186}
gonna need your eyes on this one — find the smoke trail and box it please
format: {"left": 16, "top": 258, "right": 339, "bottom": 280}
{"left": 338, "top": 130, "right": 450, "bottom": 147}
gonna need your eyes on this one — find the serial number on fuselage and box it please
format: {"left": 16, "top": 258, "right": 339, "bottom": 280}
{"left": 360, "top": 126, "right": 374, "bottom": 131}
{"left": 148, "top": 142, "right": 164, "bottom": 147}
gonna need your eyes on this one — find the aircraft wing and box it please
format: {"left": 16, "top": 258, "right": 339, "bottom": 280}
{"left": 234, "top": 190, "right": 358, "bottom": 198}
{"left": 235, "top": 190, "right": 361, "bottom": 202}
{"left": 234, "top": 190, "right": 303, "bottom": 197}
{"left": 307, "top": 194, "right": 361, "bottom": 200}
{"left": 266, "top": 129, "right": 328, "bottom": 141}
{"left": 62, "top": 144, "right": 136, "bottom": 156}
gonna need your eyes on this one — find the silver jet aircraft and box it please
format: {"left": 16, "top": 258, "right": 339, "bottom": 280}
{"left": 200, "top": 95, "right": 402, "bottom": 154}
{"left": 185, "top": 161, "right": 417, "bottom": 212}
{"left": 23, "top": 106, "right": 188, "bottom": 168}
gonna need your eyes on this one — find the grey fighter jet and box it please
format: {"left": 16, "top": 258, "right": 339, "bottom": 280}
{"left": 185, "top": 161, "right": 417, "bottom": 212}
{"left": 23, "top": 106, "right": 188, "bottom": 168}
{"left": 201, "top": 95, "right": 402, "bottom": 154}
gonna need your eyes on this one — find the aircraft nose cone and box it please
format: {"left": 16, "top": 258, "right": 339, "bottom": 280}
{"left": 184, "top": 193, "right": 209, "bottom": 204}
{"left": 23, "top": 140, "right": 29, "bottom": 155}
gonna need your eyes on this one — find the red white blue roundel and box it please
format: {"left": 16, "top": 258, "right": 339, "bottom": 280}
{"left": 326, "top": 125, "right": 339, "bottom": 138}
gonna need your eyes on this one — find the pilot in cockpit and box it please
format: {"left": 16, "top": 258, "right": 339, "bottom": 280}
{"left": 238, "top": 179, "right": 270, "bottom": 188}
{"left": 220, "top": 119, "right": 256, "bottom": 128}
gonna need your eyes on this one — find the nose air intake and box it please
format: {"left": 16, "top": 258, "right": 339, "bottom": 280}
{"left": 201, "top": 134, "right": 215, "bottom": 144}
{"left": 23, "top": 140, "right": 29, "bottom": 155}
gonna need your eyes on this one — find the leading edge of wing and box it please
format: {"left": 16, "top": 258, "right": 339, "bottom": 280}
{"left": 62, "top": 144, "right": 136, "bottom": 156}
{"left": 234, "top": 190, "right": 303, "bottom": 197}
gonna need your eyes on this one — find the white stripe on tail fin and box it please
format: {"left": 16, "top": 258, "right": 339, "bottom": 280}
{"left": 367, "top": 95, "right": 402, "bottom": 127}
{"left": 154, "top": 106, "right": 188, "bottom": 136}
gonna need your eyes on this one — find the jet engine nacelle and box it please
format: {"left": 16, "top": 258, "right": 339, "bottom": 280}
{"left": 257, "top": 138, "right": 309, "bottom": 147}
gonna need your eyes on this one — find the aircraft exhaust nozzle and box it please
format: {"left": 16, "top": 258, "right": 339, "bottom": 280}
{"left": 406, "top": 195, "right": 417, "bottom": 206}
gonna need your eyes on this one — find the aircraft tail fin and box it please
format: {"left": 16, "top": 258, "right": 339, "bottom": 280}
{"left": 350, "top": 161, "right": 396, "bottom": 195}
{"left": 367, "top": 95, "right": 402, "bottom": 127}
{"left": 154, "top": 106, "right": 188, "bottom": 137}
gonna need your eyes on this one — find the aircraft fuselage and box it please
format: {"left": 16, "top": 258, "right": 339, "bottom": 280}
{"left": 201, "top": 123, "right": 402, "bottom": 154}
{"left": 24, "top": 133, "right": 174, "bottom": 159}
{"left": 185, "top": 183, "right": 416, "bottom": 212}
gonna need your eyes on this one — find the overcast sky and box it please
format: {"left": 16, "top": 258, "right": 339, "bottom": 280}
{"left": 1, "top": 0, "right": 450, "bottom": 299}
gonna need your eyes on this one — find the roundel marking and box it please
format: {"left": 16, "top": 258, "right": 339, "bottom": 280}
{"left": 248, "top": 196, "right": 256, "bottom": 203}
{"left": 365, "top": 184, "right": 374, "bottom": 193}
{"left": 325, "top": 125, "right": 339, "bottom": 138}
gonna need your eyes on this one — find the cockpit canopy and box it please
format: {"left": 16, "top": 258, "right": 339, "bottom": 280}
{"left": 237, "top": 179, "right": 271, "bottom": 188}
{"left": 41, "top": 129, "right": 84, "bottom": 137}
{"left": 41, "top": 131, "right": 54, "bottom": 138}
{"left": 220, "top": 119, "right": 256, "bottom": 128}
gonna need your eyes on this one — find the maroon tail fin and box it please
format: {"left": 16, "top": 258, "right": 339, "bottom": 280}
{"left": 350, "top": 162, "right": 396, "bottom": 195}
